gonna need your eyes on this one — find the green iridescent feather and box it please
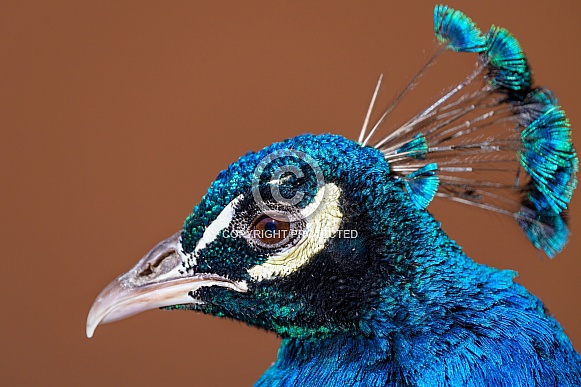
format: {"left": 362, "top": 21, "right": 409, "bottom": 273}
{"left": 402, "top": 163, "right": 439, "bottom": 209}
{"left": 520, "top": 106, "right": 578, "bottom": 213}
{"left": 483, "top": 26, "right": 532, "bottom": 91}
{"left": 396, "top": 133, "right": 428, "bottom": 159}
{"left": 434, "top": 5, "right": 486, "bottom": 52}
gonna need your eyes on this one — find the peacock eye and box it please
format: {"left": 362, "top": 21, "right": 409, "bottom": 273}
{"left": 250, "top": 214, "right": 292, "bottom": 247}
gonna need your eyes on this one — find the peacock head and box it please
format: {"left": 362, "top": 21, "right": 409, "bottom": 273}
{"left": 86, "top": 134, "right": 432, "bottom": 339}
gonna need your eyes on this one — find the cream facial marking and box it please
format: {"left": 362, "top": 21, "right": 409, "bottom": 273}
{"left": 247, "top": 183, "right": 343, "bottom": 281}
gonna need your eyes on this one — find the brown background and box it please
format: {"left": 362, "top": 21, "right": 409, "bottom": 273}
{"left": 1, "top": 1, "right": 580, "bottom": 386}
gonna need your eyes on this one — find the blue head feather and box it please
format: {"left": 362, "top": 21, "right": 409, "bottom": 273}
{"left": 515, "top": 87, "right": 559, "bottom": 123}
{"left": 434, "top": 5, "right": 486, "bottom": 52}
{"left": 482, "top": 26, "right": 532, "bottom": 92}
{"left": 517, "top": 206, "right": 569, "bottom": 258}
{"left": 396, "top": 133, "right": 428, "bottom": 159}
{"left": 401, "top": 163, "right": 439, "bottom": 209}
{"left": 518, "top": 106, "right": 578, "bottom": 250}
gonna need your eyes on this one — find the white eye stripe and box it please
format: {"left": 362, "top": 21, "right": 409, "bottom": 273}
{"left": 247, "top": 183, "right": 343, "bottom": 281}
{"left": 191, "top": 194, "right": 243, "bottom": 262}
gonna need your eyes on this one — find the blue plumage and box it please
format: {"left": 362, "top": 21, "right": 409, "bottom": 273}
{"left": 521, "top": 107, "right": 577, "bottom": 212}
{"left": 401, "top": 163, "right": 439, "bottom": 209}
{"left": 395, "top": 133, "right": 428, "bottom": 159}
{"left": 375, "top": 5, "right": 576, "bottom": 258}
{"left": 483, "top": 26, "right": 532, "bottom": 91}
{"left": 518, "top": 206, "right": 569, "bottom": 258}
{"left": 434, "top": 5, "right": 485, "bottom": 52}
{"left": 87, "top": 4, "right": 581, "bottom": 386}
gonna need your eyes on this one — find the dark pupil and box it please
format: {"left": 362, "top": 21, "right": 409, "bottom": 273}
{"left": 252, "top": 215, "right": 291, "bottom": 245}
{"left": 264, "top": 221, "right": 277, "bottom": 232}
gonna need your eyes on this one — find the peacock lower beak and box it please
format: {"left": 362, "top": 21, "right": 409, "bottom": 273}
{"left": 86, "top": 231, "right": 248, "bottom": 338}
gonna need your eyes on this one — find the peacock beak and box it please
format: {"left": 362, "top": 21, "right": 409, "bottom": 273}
{"left": 86, "top": 231, "right": 248, "bottom": 338}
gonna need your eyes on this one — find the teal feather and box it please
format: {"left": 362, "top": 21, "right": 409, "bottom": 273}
{"left": 395, "top": 133, "right": 428, "bottom": 159}
{"left": 516, "top": 87, "right": 559, "bottom": 123}
{"left": 520, "top": 106, "right": 578, "bottom": 213}
{"left": 517, "top": 207, "right": 569, "bottom": 258}
{"left": 402, "top": 163, "right": 439, "bottom": 209}
{"left": 482, "top": 26, "right": 532, "bottom": 91}
{"left": 377, "top": 7, "right": 575, "bottom": 258}
{"left": 526, "top": 87, "right": 558, "bottom": 105}
{"left": 434, "top": 5, "right": 486, "bottom": 52}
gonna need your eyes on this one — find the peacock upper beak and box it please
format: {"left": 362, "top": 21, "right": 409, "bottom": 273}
{"left": 86, "top": 231, "right": 248, "bottom": 338}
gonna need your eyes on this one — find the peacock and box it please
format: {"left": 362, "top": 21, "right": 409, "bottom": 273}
{"left": 87, "top": 5, "right": 581, "bottom": 386}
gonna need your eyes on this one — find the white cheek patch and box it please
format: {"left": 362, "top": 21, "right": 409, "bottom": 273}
{"left": 247, "top": 183, "right": 343, "bottom": 281}
{"left": 190, "top": 194, "right": 243, "bottom": 264}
